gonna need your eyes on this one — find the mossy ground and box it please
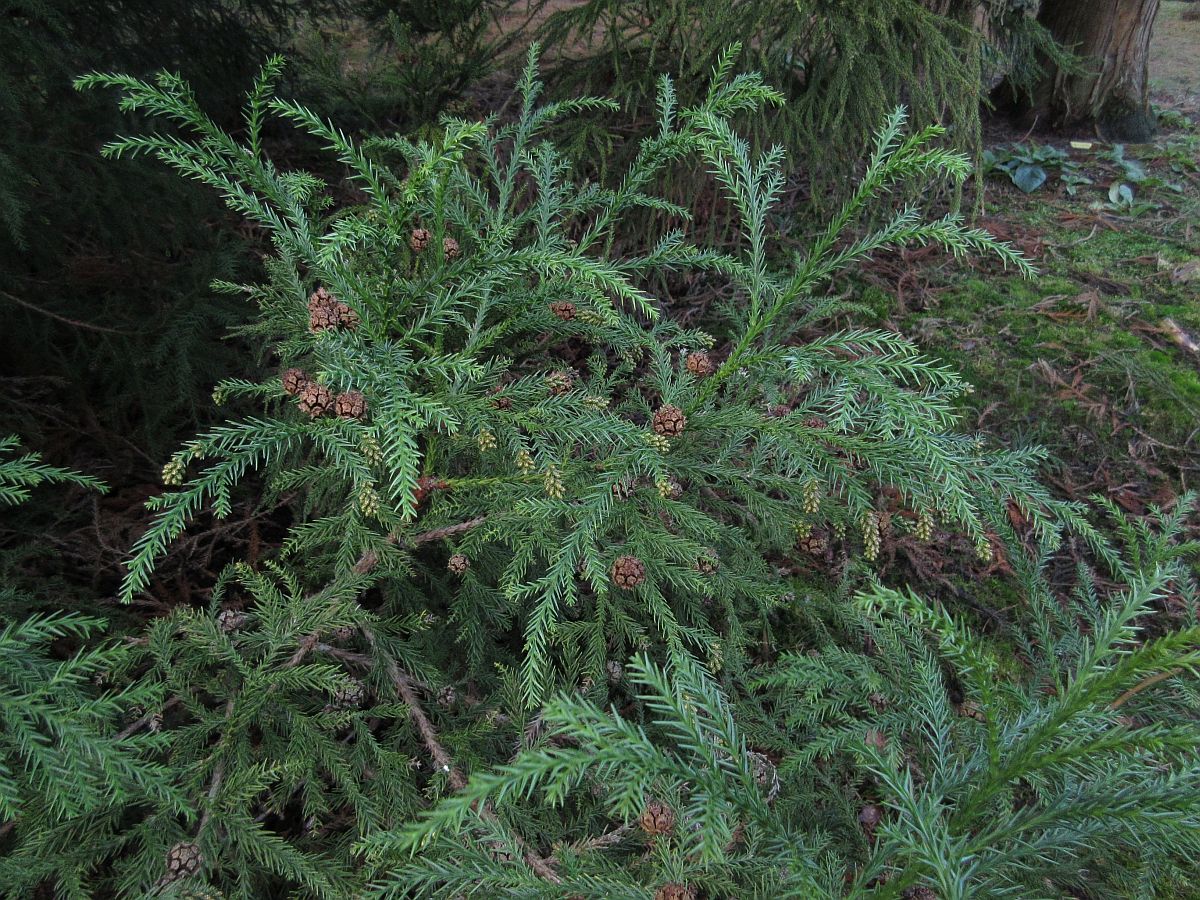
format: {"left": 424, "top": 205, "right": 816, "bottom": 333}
{"left": 861, "top": 77, "right": 1200, "bottom": 516}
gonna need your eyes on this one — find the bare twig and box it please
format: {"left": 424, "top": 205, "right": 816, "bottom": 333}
{"left": 196, "top": 697, "right": 236, "bottom": 836}
{"left": 1, "top": 288, "right": 136, "bottom": 335}
{"left": 360, "top": 626, "right": 561, "bottom": 884}
{"left": 116, "top": 696, "right": 181, "bottom": 740}
{"left": 362, "top": 628, "right": 465, "bottom": 790}
{"left": 411, "top": 517, "right": 488, "bottom": 546}
{"left": 351, "top": 517, "right": 489, "bottom": 575}
{"left": 1110, "top": 669, "right": 1180, "bottom": 710}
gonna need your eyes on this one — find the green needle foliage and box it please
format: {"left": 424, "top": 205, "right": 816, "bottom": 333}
{"left": 0, "top": 435, "right": 106, "bottom": 506}
{"left": 1, "top": 48, "right": 1184, "bottom": 897}
{"left": 0, "top": 441, "right": 180, "bottom": 894}
{"left": 369, "top": 502, "right": 1200, "bottom": 898}
{"left": 80, "top": 47, "right": 1084, "bottom": 703}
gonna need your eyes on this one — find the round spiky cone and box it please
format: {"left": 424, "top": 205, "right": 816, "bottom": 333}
{"left": 638, "top": 799, "right": 675, "bottom": 836}
{"left": 308, "top": 286, "right": 333, "bottom": 311}
{"left": 695, "top": 548, "right": 719, "bottom": 575}
{"left": 333, "top": 680, "right": 365, "bottom": 708}
{"left": 334, "top": 301, "right": 359, "bottom": 331}
{"left": 549, "top": 300, "right": 576, "bottom": 321}
{"left": 796, "top": 529, "right": 827, "bottom": 556}
{"left": 657, "top": 476, "right": 683, "bottom": 500}
{"left": 163, "top": 842, "right": 202, "bottom": 883}
{"left": 652, "top": 404, "right": 686, "bottom": 437}
{"left": 611, "top": 554, "right": 646, "bottom": 589}
{"left": 308, "top": 287, "right": 359, "bottom": 332}
{"left": 612, "top": 476, "right": 636, "bottom": 501}
{"left": 409, "top": 227, "right": 431, "bottom": 252}
{"left": 309, "top": 299, "right": 341, "bottom": 332}
{"left": 297, "top": 382, "right": 334, "bottom": 418}
{"left": 545, "top": 369, "right": 574, "bottom": 396}
{"left": 447, "top": 553, "right": 469, "bottom": 575}
{"left": 281, "top": 367, "right": 309, "bottom": 396}
{"left": 335, "top": 390, "right": 367, "bottom": 420}
{"left": 685, "top": 350, "right": 713, "bottom": 376}
{"left": 217, "top": 608, "right": 245, "bottom": 632}
{"left": 443, "top": 236, "right": 460, "bottom": 259}
{"left": 654, "top": 885, "right": 695, "bottom": 900}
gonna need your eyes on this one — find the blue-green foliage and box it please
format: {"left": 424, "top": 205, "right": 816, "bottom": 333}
{"left": 79, "top": 48, "right": 1083, "bottom": 710}
{"left": 369, "top": 501, "right": 1200, "bottom": 899}
{"left": 0, "top": 52, "right": 1187, "bottom": 898}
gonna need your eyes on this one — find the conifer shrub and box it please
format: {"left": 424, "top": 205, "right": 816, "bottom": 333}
{"left": 4, "top": 49, "right": 1189, "bottom": 895}
{"left": 0, "top": 439, "right": 179, "bottom": 878}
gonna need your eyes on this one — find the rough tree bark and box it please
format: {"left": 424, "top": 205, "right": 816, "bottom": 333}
{"left": 1025, "top": 0, "right": 1162, "bottom": 141}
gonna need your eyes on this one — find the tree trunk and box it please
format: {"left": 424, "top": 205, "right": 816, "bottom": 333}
{"left": 1030, "top": 0, "right": 1161, "bottom": 141}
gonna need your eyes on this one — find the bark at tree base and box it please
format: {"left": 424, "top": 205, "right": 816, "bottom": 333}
{"left": 1003, "top": 0, "right": 1161, "bottom": 143}
{"left": 1097, "top": 100, "right": 1157, "bottom": 143}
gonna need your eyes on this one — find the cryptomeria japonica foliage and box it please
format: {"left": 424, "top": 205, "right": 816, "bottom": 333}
{"left": 0, "top": 48, "right": 1193, "bottom": 898}
{"left": 81, "top": 46, "right": 1083, "bottom": 704}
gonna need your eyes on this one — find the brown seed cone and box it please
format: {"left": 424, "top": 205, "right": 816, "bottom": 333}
{"left": 333, "top": 680, "right": 365, "bottom": 708}
{"left": 748, "top": 750, "right": 781, "bottom": 801}
{"left": 217, "top": 608, "right": 246, "bottom": 632}
{"left": 611, "top": 554, "right": 646, "bottom": 589}
{"left": 796, "top": 531, "right": 828, "bottom": 556}
{"left": 858, "top": 803, "right": 882, "bottom": 831}
{"left": 545, "top": 369, "right": 574, "bottom": 396}
{"left": 549, "top": 300, "right": 577, "bottom": 321}
{"left": 334, "top": 302, "right": 360, "bottom": 331}
{"left": 695, "top": 548, "right": 719, "bottom": 576}
{"left": 409, "top": 227, "right": 431, "bottom": 252}
{"left": 654, "top": 884, "right": 696, "bottom": 900}
{"left": 491, "top": 392, "right": 512, "bottom": 410}
{"left": 298, "top": 382, "right": 335, "bottom": 418}
{"left": 804, "top": 415, "right": 828, "bottom": 429}
{"left": 685, "top": 350, "right": 713, "bottom": 377}
{"left": 766, "top": 404, "right": 791, "bottom": 418}
{"left": 442, "top": 236, "right": 460, "bottom": 259}
{"left": 447, "top": 553, "right": 470, "bottom": 575}
{"left": 164, "top": 842, "right": 202, "bottom": 882}
{"left": 865, "top": 729, "right": 888, "bottom": 752}
{"left": 611, "top": 477, "right": 636, "bottom": 501}
{"left": 652, "top": 404, "right": 686, "bottom": 437}
{"left": 281, "top": 367, "right": 310, "bottom": 396}
{"left": 309, "top": 301, "right": 341, "bottom": 333}
{"left": 308, "top": 287, "right": 333, "bottom": 312}
{"left": 639, "top": 799, "right": 676, "bottom": 835}
{"left": 661, "top": 476, "right": 684, "bottom": 500}
{"left": 335, "top": 390, "right": 367, "bottom": 420}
